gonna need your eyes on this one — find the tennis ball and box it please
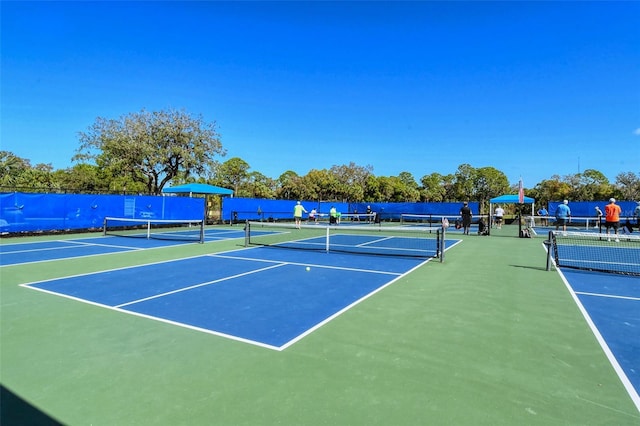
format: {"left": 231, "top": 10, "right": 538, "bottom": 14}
{"left": 306, "top": 267, "right": 311, "bottom": 271}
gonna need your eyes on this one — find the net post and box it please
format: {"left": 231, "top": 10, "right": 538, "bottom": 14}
{"left": 146, "top": 220, "right": 151, "bottom": 239}
{"left": 325, "top": 226, "right": 330, "bottom": 253}
{"left": 544, "top": 231, "right": 553, "bottom": 271}
{"left": 439, "top": 227, "right": 445, "bottom": 262}
{"left": 103, "top": 217, "right": 107, "bottom": 236}
{"left": 244, "top": 220, "right": 250, "bottom": 247}
{"left": 199, "top": 219, "right": 205, "bottom": 243}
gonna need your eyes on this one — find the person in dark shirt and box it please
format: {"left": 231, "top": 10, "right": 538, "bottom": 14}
{"left": 460, "top": 202, "right": 473, "bottom": 235}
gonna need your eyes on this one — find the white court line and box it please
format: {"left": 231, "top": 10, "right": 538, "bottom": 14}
{"left": 1, "top": 231, "right": 242, "bottom": 267}
{"left": 21, "top": 251, "right": 426, "bottom": 351}
{"left": 116, "top": 262, "right": 288, "bottom": 308}
{"left": 279, "top": 255, "right": 433, "bottom": 351}
{"left": 21, "top": 242, "right": 452, "bottom": 351}
{"left": 542, "top": 242, "right": 640, "bottom": 414}
{"left": 60, "top": 239, "right": 146, "bottom": 250}
{"left": 204, "top": 229, "right": 245, "bottom": 236}
{"left": 2, "top": 244, "right": 82, "bottom": 255}
{"left": 575, "top": 291, "right": 640, "bottom": 302}
{"left": 18, "top": 252, "right": 212, "bottom": 284}
{"left": 209, "top": 252, "right": 403, "bottom": 276}
{"left": 349, "top": 235, "right": 441, "bottom": 254}
{"left": 204, "top": 235, "right": 246, "bottom": 242}
{"left": 1, "top": 242, "right": 146, "bottom": 268}
{"left": 356, "top": 235, "right": 394, "bottom": 246}
{"left": 2, "top": 240, "right": 144, "bottom": 256}
{"left": 23, "top": 284, "right": 281, "bottom": 351}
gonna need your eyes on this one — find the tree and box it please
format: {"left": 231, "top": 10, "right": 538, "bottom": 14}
{"left": 420, "top": 173, "right": 446, "bottom": 202}
{"left": 0, "top": 151, "right": 30, "bottom": 187}
{"left": 0, "top": 151, "right": 57, "bottom": 192}
{"left": 473, "top": 167, "right": 509, "bottom": 212}
{"left": 614, "top": 172, "right": 640, "bottom": 201}
{"left": 214, "top": 157, "right": 251, "bottom": 196}
{"left": 329, "top": 162, "right": 373, "bottom": 202}
{"left": 397, "top": 172, "right": 420, "bottom": 202}
{"left": 363, "top": 174, "right": 382, "bottom": 201}
{"left": 373, "top": 175, "right": 419, "bottom": 202}
{"left": 530, "top": 176, "right": 572, "bottom": 206}
{"left": 55, "top": 164, "right": 110, "bottom": 193}
{"left": 398, "top": 171, "right": 419, "bottom": 190}
{"left": 275, "top": 170, "right": 300, "bottom": 200}
{"left": 245, "top": 171, "right": 276, "bottom": 199}
{"left": 14, "top": 164, "right": 57, "bottom": 191}
{"left": 578, "top": 169, "right": 612, "bottom": 201}
{"left": 300, "top": 169, "right": 341, "bottom": 201}
{"left": 452, "top": 164, "right": 476, "bottom": 201}
{"left": 74, "top": 108, "right": 225, "bottom": 195}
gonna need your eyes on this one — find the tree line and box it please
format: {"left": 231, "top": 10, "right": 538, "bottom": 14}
{"left": 1, "top": 108, "right": 639, "bottom": 212}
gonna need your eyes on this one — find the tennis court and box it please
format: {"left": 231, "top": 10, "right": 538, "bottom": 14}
{"left": 21, "top": 248, "right": 432, "bottom": 350}
{"left": 561, "top": 269, "right": 639, "bottom": 393}
{"left": 546, "top": 230, "right": 640, "bottom": 402}
{"left": 0, "top": 228, "right": 247, "bottom": 266}
{"left": 2, "top": 224, "right": 639, "bottom": 425}
{"left": 19, "top": 225, "right": 451, "bottom": 350}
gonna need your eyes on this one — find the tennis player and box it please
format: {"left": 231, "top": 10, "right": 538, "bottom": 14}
{"left": 555, "top": 200, "right": 571, "bottom": 235}
{"left": 460, "top": 202, "right": 473, "bottom": 235}
{"left": 494, "top": 204, "right": 505, "bottom": 229}
{"left": 293, "top": 201, "right": 307, "bottom": 229}
{"left": 604, "top": 198, "right": 621, "bottom": 242}
{"left": 594, "top": 206, "right": 603, "bottom": 230}
{"left": 329, "top": 206, "right": 338, "bottom": 225}
{"left": 537, "top": 206, "right": 548, "bottom": 226}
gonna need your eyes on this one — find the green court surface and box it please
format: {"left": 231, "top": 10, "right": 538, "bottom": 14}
{"left": 1, "top": 225, "right": 639, "bottom": 425}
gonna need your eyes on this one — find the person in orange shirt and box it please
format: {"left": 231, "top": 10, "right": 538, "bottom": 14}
{"left": 604, "top": 198, "right": 622, "bottom": 241}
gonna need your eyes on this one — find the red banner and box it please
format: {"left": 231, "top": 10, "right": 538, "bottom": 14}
{"left": 518, "top": 178, "right": 524, "bottom": 204}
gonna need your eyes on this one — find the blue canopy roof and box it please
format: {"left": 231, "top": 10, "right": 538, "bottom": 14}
{"left": 163, "top": 183, "right": 233, "bottom": 196}
{"left": 490, "top": 194, "right": 535, "bottom": 204}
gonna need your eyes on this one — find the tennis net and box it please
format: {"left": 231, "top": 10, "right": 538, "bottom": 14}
{"left": 315, "top": 212, "right": 376, "bottom": 224}
{"left": 103, "top": 217, "right": 205, "bottom": 243}
{"left": 244, "top": 221, "right": 444, "bottom": 260}
{"left": 548, "top": 231, "right": 640, "bottom": 276}
{"left": 400, "top": 213, "right": 451, "bottom": 226}
{"left": 530, "top": 215, "right": 602, "bottom": 230}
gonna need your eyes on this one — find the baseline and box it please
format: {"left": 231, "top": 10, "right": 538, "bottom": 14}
{"left": 556, "top": 268, "right": 640, "bottom": 413}
{"left": 21, "top": 248, "right": 433, "bottom": 350}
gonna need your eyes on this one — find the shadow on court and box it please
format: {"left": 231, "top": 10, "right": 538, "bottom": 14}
{"left": 0, "top": 385, "right": 64, "bottom": 426}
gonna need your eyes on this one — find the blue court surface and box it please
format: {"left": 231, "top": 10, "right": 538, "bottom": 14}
{"left": 21, "top": 245, "right": 438, "bottom": 350}
{"left": 0, "top": 228, "right": 247, "bottom": 266}
{"left": 554, "top": 244, "right": 640, "bottom": 276}
{"left": 560, "top": 268, "right": 640, "bottom": 397}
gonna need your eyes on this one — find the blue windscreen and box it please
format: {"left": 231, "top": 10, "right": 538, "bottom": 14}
{"left": 0, "top": 193, "right": 204, "bottom": 234}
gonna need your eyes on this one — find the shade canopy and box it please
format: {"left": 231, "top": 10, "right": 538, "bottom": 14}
{"left": 490, "top": 194, "right": 535, "bottom": 204}
{"left": 163, "top": 183, "right": 233, "bottom": 196}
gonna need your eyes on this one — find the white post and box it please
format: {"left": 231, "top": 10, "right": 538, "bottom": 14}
{"left": 325, "top": 226, "right": 330, "bottom": 253}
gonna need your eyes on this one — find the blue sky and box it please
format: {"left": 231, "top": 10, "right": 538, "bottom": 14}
{"left": 2, "top": 1, "right": 639, "bottom": 188}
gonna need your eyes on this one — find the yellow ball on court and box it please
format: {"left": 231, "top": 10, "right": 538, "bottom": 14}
{"left": 306, "top": 267, "right": 311, "bottom": 271}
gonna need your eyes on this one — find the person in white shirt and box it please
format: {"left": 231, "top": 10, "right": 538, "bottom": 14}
{"left": 494, "top": 205, "right": 505, "bottom": 229}
{"left": 308, "top": 208, "right": 317, "bottom": 224}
